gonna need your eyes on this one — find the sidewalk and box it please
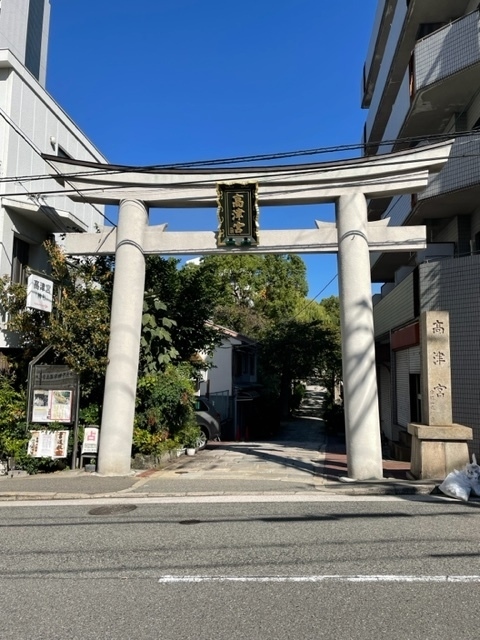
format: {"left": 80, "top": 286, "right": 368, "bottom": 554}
{"left": 0, "top": 386, "right": 439, "bottom": 501}
{"left": 0, "top": 436, "right": 437, "bottom": 501}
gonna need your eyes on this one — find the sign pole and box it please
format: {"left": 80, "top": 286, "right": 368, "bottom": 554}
{"left": 71, "top": 376, "right": 81, "bottom": 470}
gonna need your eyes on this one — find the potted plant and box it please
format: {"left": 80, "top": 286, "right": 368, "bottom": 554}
{"left": 85, "top": 458, "right": 96, "bottom": 472}
{"left": 180, "top": 424, "right": 202, "bottom": 456}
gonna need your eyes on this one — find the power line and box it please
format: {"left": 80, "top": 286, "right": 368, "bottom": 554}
{"left": 0, "top": 105, "right": 117, "bottom": 228}
{"left": 0, "top": 154, "right": 463, "bottom": 203}
{"left": 0, "top": 129, "right": 476, "bottom": 188}
{"left": 290, "top": 273, "right": 339, "bottom": 320}
{"left": 0, "top": 139, "right": 473, "bottom": 204}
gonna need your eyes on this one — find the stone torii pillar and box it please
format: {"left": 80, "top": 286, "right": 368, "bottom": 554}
{"left": 337, "top": 191, "right": 382, "bottom": 479}
{"left": 97, "top": 199, "right": 148, "bottom": 476}
{"left": 44, "top": 139, "right": 454, "bottom": 478}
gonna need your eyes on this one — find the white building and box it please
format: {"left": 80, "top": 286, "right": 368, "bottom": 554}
{"left": 363, "top": 0, "right": 480, "bottom": 457}
{"left": 197, "top": 324, "right": 259, "bottom": 441}
{"left": 0, "top": 0, "right": 107, "bottom": 350}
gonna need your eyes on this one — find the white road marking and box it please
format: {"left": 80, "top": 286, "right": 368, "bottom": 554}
{"left": 0, "top": 493, "right": 459, "bottom": 508}
{"left": 157, "top": 575, "right": 480, "bottom": 584}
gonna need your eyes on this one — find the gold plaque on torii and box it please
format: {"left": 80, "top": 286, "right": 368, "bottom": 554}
{"left": 216, "top": 182, "right": 259, "bottom": 247}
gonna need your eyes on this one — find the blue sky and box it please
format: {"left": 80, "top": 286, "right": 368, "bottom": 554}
{"left": 47, "top": 0, "right": 378, "bottom": 299}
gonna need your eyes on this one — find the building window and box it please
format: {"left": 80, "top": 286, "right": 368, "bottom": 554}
{"left": 11, "top": 237, "right": 30, "bottom": 284}
{"left": 25, "top": 0, "right": 45, "bottom": 80}
{"left": 57, "top": 146, "right": 72, "bottom": 159}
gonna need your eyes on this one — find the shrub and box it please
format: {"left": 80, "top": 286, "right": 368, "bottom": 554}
{"left": 176, "top": 423, "right": 202, "bottom": 449}
{"left": 136, "top": 364, "right": 196, "bottom": 436}
{"left": 290, "top": 381, "right": 306, "bottom": 413}
{"left": 132, "top": 427, "right": 171, "bottom": 456}
{"left": 0, "top": 374, "right": 28, "bottom": 458}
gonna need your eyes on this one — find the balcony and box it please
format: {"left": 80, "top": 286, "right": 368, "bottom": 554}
{"left": 367, "top": 11, "right": 480, "bottom": 221}
{"left": 414, "top": 132, "right": 480, "bottom": 221}
{"left": 371, "top": 242, "right": 455, "bottom": 290}
{"left": 2, "top": 196, "right": 89, "bottom": 233}
{"left": 364, "top": 0, "right": 471, "bottom": 151}
{"left": 401, "top": 11, "right": 480, "bottom": 143}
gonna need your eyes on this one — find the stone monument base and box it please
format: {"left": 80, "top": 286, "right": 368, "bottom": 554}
{"left": 407, "top": 423, "right": 473, "bottom": 480}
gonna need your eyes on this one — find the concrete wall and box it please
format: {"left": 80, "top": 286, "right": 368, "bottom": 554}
{"left": 374, "top": 272, "right": 415, "bottom": 337}
{"left": 199, "top": 337, "right": 234, "bottom": 396}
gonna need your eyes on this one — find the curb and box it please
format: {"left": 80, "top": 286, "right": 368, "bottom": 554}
{"left": 320, "top": 482, "right": 437, "bottom": 496}
{"left": 0, "top": 482, "right": 440, "bottom": 501}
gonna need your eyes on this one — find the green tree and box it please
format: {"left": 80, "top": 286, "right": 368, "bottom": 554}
{"left": 201, "top": 253, "right": 308, "bottom": 337}
{"left": 260, "top": 318, "right": 338, "bottom": 419}
{"left": 142, "top": 256, "right": 222, "bottom": 371}
{"left": 0, "top": 241, "right": 113, "bottom": 405}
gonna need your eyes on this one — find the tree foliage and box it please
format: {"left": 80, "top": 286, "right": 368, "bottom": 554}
{"left": 141, "top": 297, "right": 179, "bottom": 374}
{"left": 259, "top": 316, "right": 340, "bottom": 418}
{"left": 200, "top": 253, "right": 308, "bottom": 337}
{"left": 142, "top": 256, "right": 222, "bottom": 370}
{"left": 0, "top": 241, "right": 113, "bottom": 404}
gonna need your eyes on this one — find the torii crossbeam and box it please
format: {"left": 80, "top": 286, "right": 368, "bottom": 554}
{"left": 44, "top": 140, "right": 454, "bottom": 479}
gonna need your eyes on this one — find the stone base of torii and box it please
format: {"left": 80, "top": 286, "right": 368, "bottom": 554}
{"left": 44, "top": 140, "right": 455, "bottom": 480}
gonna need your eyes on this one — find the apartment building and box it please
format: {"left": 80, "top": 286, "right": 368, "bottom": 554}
{"left": 362, "top": 0, "right": 480, "bottom": 457}
{"left": 0, "top": 0, "right": 107, "bottom": 350}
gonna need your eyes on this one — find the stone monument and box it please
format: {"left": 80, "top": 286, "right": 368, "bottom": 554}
{"left": 408, "top": 311, "right": 472, "bottom": 479}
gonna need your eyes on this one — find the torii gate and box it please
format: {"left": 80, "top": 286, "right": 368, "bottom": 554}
{"left": 45, "top": 140, "right": 453, "bottom": 479}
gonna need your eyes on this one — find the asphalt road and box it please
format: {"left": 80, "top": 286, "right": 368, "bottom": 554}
{"left": 1, "top": 496, "right": 480, "bottom": 640}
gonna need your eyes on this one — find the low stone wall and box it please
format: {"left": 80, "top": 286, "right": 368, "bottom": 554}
{"left": 131, "top": 448, "right": 185, "bottom": 470}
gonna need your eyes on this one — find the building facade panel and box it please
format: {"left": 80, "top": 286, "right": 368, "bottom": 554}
{"left": 419, "top": 257, "right": 480, "bottom": 449}
{"left": 384, "top": 194, "right": 411, "bottom": 226}
{"left": 374, "top": 272, "right": 415, "bottom": 337}
{"left": 1, "top": 57, "right": 106, "bottom": 229}
{"left": 0, "top": 0, "right": 50, "bottom": 86}
{"left": 365, "top": 0, "right": 408, "bottom": 142}
{"left": 381, "top": 68, "right": 410, "bottom": 151}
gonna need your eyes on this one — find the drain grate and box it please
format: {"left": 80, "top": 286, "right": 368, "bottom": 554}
{"left": 88, "top": 504, "right": 138, "bottom": 516}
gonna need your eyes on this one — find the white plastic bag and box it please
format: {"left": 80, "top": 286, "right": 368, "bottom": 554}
{"left": 438, "top": 469, "right": 471, "bottom": 502}
{"left": 465, "top": 454, "right": 480, "bottom": 497}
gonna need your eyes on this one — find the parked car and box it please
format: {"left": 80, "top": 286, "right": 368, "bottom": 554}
{"left": 194, "top": 396, "right": 222, "bottom": 450}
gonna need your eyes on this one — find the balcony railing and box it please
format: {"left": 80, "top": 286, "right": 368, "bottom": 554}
{"left": 415, "top": 11, "right": 480, "bottom": 92}
{"left": 420, "top": 132, "right": 480, "bottom": 201}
